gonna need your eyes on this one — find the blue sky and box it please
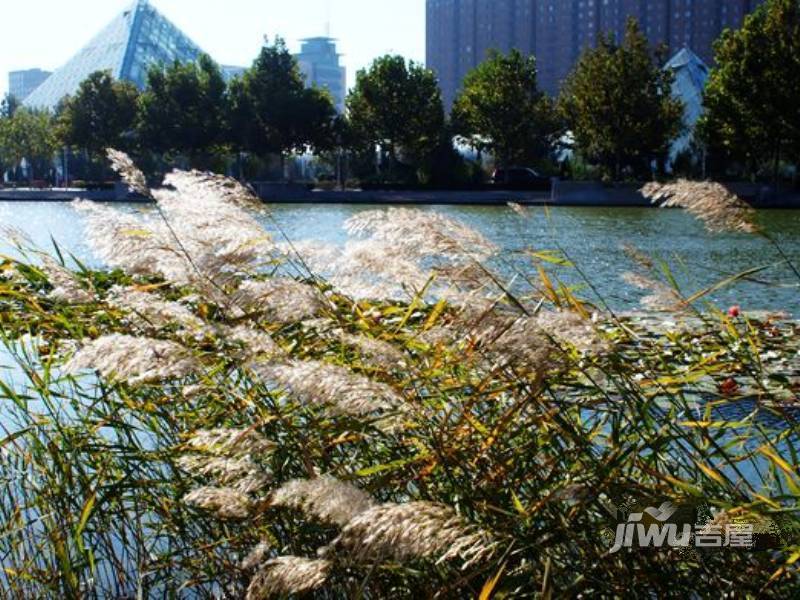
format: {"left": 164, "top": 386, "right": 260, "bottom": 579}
{"left": 0, "top": 0, "right": 426, "bottom": 99}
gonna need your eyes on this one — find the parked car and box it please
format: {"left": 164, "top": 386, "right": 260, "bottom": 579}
{"left": 492, "top": 167, "right": 551, "bottom": 191}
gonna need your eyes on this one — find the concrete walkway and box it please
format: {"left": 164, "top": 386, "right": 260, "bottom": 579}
{"left": 2, "top": 181, "right": 798, "bottom": 208}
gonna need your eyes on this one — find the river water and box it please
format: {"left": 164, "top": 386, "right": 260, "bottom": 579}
{"left": 1, "top": 201, "right": 799, "bottom": 313}
{"left": 0, "top": 201, "right": 798, "bottom": 510}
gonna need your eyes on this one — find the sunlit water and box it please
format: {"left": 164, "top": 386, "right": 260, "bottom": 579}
{"left": 0, "top": 201, "right": 798, "bottom": 549}
{"left": 1, "top": 200, "right": 799, "bottom": 312}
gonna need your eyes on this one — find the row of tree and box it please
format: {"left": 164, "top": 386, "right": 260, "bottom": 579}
{"left": 1, "top": 0, "right": 798, "bottom": 185}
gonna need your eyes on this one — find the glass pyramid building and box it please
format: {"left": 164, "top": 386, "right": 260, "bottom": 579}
{"left": 665, "top": 47, "right": 711, "bottom": 161}
{"left": 24, "top": 0, "right": 205, "bottom": 110}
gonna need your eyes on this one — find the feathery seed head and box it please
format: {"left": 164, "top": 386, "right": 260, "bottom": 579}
{"left": 107, "top": 149, "right": 150, "bottom": 197}
{"left": 339, "top": 333, "right": 407, "bottom": 369}
{"left": 38, "top": 255, "right": 96, "bottom": 304}
{"left": 177, "top": 454, "right": 270, "bottom": 491}
{"left": 63, "top": 334, "right": 198, "bottom": 385}
{"left": 233, "top": 278, "right": 324, "bottom": 323}
{"left": 345, "top": 208, "right": 497, "bottom": 259}
{"left": 183, "top": 486, "right": 252, "bottom": 519}
{"left": 185, "top": 428, "right": 276, "bottom": 457}
{"left": 222, "top": 325, "right": 283, "bottom": 360}
{"left": 241, "top": 542, "right": 272, "bottom": 571}
{"left": 251, "top": 359, "right": 405, "bottom": 417}
{"left": 164, "top": 169, "right": 263, "bottom": 210}
{"left": 622, "top": 272, "right": 686, "bottom": 312}
{"left": 271, "top": 476, "right": 376, "bottom": 526}
{"left": 107, "top": 286, "right": 205, "bottom": 332}
{"left": 322, "top": 501, "right": 495, "bottom": 567}
{"left": 246, "top": 557, "right": 331, "bottom": 599}
{"left": 642, "top": 180, "right": 758, "bottom": 234}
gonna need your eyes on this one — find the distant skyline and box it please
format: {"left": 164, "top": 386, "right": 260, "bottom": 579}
{"left": 0, "top": 0, "right": 426, "bottom": 99}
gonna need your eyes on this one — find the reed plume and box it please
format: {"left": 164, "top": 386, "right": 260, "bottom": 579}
{"left": 322, "top": 501, "right": 495, "bottom": 567}
{"left": 338, "top": 332, "right": 407, "bottom": 369}
{"left": 38, "top": 255, "right": 96, "bottom": 304}
{"left": 64, "top": 334, "right": 198, "bottom": 385}
{"left": 178, "top": 455, "right": 270, "bottom": 494}
{"left": 246, "top": 557, "right": 331, "bottom": 599}
{"left": 233, "top": 278, "right": 324, "bottom": 323}
{"left": 642, "top": 180, "right": 758, "bottom": 234}
{"left": 251, "top": 359, "right": 405, "bottom": 417}
{"left": 107, "top": 148, "right": 150, "bottom": 198}
{"left": 182, "top": 486, "right": 252, "bottom": 519}
{"left": 344, "top": 207, "right": 497, "bottom": 259}
{"left": 241, "top": 542, "right": 272, "bottom": 571}
{"left": 622, "top": 272, "right": 686, "bottom": 312}
{"left": 107, "top": 285, "right": 205, "bottom": 333}
{"left": 184, "top": 428, "right": 276, "bottom": 457}
{"left": 222, "top": 325, "right": 282, "bottom": 359}
{"left": 78, "top": 154, "right": 278, "bottom": 310}
{"left": 271, "top": 476, "right": 375, "bottom": 526}
{"left": 180, "top": 426, "right": 275, "bottom": 494}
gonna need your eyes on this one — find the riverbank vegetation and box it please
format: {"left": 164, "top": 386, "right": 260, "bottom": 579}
{"left": 1, "top": 0, "right": 798, "bottom": 188}
{"left": 0, "top": 152, "right": 798, "bottom": 597}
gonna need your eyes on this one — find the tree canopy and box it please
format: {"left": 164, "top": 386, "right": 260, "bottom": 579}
{"left": 58, "top": 71, "right": 139, "bottom": 157}
{"left": 231, "top": 37, "right": 337, "bottom": 160}
{"left": 138, "top": 54, "right": 228, "bottom": 164}
{"left": 559, "top": 19, "right": 684, "bottom": 179}
{"left": 0, "top": 108, "right": 58, "bottom": 181}
{"left": 452, "top": 50, "right": 561, "bottom": 170}
{"left": 347, "top": 55, "right": 445, "bottom": 177}
{"left": 698, "top": 0, "right": 800, "bottom": 179}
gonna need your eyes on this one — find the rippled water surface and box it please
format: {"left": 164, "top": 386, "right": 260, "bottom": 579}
{"left": 2, "top": 200, "right": 799, "bottom": 313}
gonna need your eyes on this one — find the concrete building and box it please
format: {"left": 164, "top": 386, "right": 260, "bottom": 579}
{"left": 295, "top": 37, "right": 347, "bottom": 113}
{"left": 8, "top": 69, "right": 52, "bottom": 101}
{"left": 427, "top": 0, "right": 765, "bottom": 104}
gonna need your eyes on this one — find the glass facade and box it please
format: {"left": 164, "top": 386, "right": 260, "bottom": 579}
{"left": 9, "top": 69, "right": 52, "bottom": 101}
{"left": 24, "top": 0, "right": 205, "bottom": 110}
{"left": 296, "top": 38, "right": 347, "bottom": 113}
{"left": 427, "top": 0, "right": 765, "bottom": 101}
{"left": 666, "top": 47, "right": 710, "bottom": 162}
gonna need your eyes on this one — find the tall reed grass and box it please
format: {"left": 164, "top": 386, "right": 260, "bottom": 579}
{"left": 0, "top": 154, "right": 798, "bottom": 598}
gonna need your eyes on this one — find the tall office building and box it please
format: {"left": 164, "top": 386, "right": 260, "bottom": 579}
{"left": 427, "top": 0, "right": 765, "bottom": 104}
{"left": 24, "top": 0, "right": 242, "bottom": 111}
{"left": 295, "top": 37, "right": 347, "bottom": 113}
{"left": 8, "top": 69, "right": 52, "bottom": 101}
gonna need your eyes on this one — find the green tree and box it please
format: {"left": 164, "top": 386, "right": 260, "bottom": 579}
{"left": 559, "top": 19, "right": 684, "bottom": 179}
{"left": 347, "top": 55, "right": 445, "bottom": 181}
{"left": 230, "top": 37, "right": 337, "bottom": 174}
{"left": 138, "top": 54, "right": 228, "bottom": 166}
{"left": 698, "top": 0, "right": 800, "bottom": 180}
{"left": 58, "top": 71, "right": 139, "bottom": 157}
{"left": 0, "top": 108, "right": 58, "bottom": 182}
{"left": 452, "top": 50, "right": 562, "bottom": 174}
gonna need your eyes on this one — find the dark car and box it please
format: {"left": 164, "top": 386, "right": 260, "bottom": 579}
{"left": 492, "top": 167, "right": 551, "bottom": 191}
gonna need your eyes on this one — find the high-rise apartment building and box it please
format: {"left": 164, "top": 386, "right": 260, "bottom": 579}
{"left": 295, "top": 37, "right": 347, "bottom": 113}
{"left": 8, "top": 69, "right": 52, "bottom": 101}
{"left": 427, "top": 0, "right": 765, "bottom": 104}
